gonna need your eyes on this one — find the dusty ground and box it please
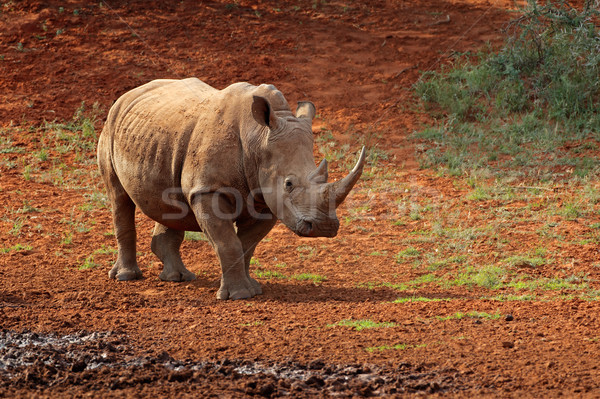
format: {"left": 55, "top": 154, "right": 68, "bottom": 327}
{"left": 2, "top": 0, "right": 600, "bottom": 397}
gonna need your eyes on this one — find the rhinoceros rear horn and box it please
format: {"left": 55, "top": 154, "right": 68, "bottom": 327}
{"left": 252, "top": 95, "right": 279, "bottom": 130}
{"left": 296, "top": 101, "right": 316, "bottom": 120}
{"left": 308, "top": 158, "right": 328, "bottom": 183}
{"left": 331, "top": 146, "right": 367, "bottom": 207}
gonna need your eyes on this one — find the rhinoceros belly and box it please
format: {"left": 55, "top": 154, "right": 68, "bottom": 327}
{"left": 111, "top": 128, "right": 202, "bottom": 231}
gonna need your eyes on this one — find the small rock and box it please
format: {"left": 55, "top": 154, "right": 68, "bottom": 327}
{"left": 258, "top": 382, "right": 275, "bottom": 397}
{"left": 70, "top": 360, "right": 86, "bottom": 372}
{"left": 216, "top": 365, "right": 233, "bottom": 375}
{"left": 225, "top": 359, "right": 235, "bottom": 366}
{"left": 278, "top": 380, "right": 291, "bottom": 389}
{"left": 328, "top": 380, "right": 345, "bottom": 392}
{"left": 359, "top": 386, "right": 373, "bottom": 396}
{"left": 412, "top": 382, "right": 430, "bottom": 391}
{"left": 168, "top": 370, "right": 192, "bottom": 382}
{"left": 308, "top": 359, "right": 325, "bottom": 370}
{"left": 306, "top": 375, "right": 325, "bottom": 387}
{"left": 341, "top": 366, "right": 358, "bottom": 375}
{"left": 24, "top": 370, "right": 36, "bottom": 382}
{"left": 502, "top": 341, "right": 514, "bottom": 349}
{"left": 505, "top": 314, "right": 514, "bottom": 322}
{"left": 156, "top": 351, "right": 172, "bottom": 363}
{"left": 290, "top": 381, "right": 306, "bottom": 392}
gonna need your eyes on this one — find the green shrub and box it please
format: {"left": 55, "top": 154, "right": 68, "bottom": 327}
{"left": 414, "top": 0, "right": 600, "bottom": 177}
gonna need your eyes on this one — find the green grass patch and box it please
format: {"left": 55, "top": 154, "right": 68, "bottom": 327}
{"left": 444, "top": 264, "right": 590, "bottom": 292}
{"left": 445, "top": 265, "right": 508, "bottom": 289}
{"left": 392, "top": 296, "right": 453, "bottom": 304}
{"left": 560, "top": 202, "right": 582, "bottom": 220}
{"left": 8, "top": 217, "right": 26, "bottom": 236}
{"left": 0, "top": 138, "right": 25, "bottom": 154}
{"left": 296, "top": 245, "right": 316, "bottom": 259}
{"left": 365, "top": 343, "right": 426, "bottom": 353}
{"left": 184, "top": 231, "right": 207, "bottom": 241}
{"left": 484, "top": 293, "right": 538, "bottom": 301}
{"left": 395, "top": 247, "right": 421, "bottom": 262}
{"left": 327, "top": 319, "right": 397, "bottom": 331}
{"left": 0, "top": 243, "right": 33, "bottom": 254}
{"left": 0, "top": 103, "right": 102, "bottom": 189}
{"left": 92, "top": 245, "right": 118, "bottom": 256}
{"left": 503, "top": 255, "right": 546, "bottom": 268}
{"left": 249, "top": 257, "right": 261, "bottom": 266}
{"left": 15, "top": 200, "right": 40, "bottom": 214}
{"left": 435, "top": 311, "right": 502, "bottom": 321}
{"left": 254, "top": 270, "right": 286, "bottom": 280}
{"left": 61, "top": 231, "right": 73, "bottom": 245}
{"left": 239, "top": 321, "right": 263, "bottom": 327}
{"left": 466, "top": 186, "right": 491, "bottom": 201}
{"left": 79, "top": 254, "right": 100, "bottom": 270}
{"left": 508, "top": 275, "right": 589, "bottom": 291}
{"left": 361, "top": 273, "right": 440, "bottom": 292}
{"left": 427, "top": 254, "right": 468, "bottom": 271}
{"left": 291, "top": 273, "right": 327, "bottom": 284}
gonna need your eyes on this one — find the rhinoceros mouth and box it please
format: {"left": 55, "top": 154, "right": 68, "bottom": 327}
{"left": 294, "top": 218, "right": 339, "bottom": 238}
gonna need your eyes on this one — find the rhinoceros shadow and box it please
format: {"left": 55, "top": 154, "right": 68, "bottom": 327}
{"left": 257, "top": 283, "right": 397, "bottom": 303}
{"left": 180, "top": 278, "right": 402, "bottom": 302}
{"left": 150, "top": 277, "right": 471, "bottom": 303}
{"left": 243, "top": 283, "right": 467, "bottom": 303}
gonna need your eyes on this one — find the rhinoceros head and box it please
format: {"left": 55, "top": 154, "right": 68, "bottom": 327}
{"left": 250, "top": 91, "right": 366, "bottom": 237}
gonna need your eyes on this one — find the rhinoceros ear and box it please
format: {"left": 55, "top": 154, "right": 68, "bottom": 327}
{"left": 296, "top": 101, "right": 316, "bottom": 120}
{"left": 252, "top": 95, "right": 279, "bottom": 130}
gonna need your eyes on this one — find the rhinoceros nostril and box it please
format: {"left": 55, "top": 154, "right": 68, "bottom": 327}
{"left": 297, "top": 220, "right": 314, "bottom": 237}
{"left": 305, "top": 221, "right": 313, "bottom": 235}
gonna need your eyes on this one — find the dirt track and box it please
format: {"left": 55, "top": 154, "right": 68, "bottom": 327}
{"left": 2, "top": 0, "right": 600, "bottom": 397}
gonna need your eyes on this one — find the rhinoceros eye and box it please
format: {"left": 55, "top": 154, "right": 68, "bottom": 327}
{"left": 284, "top": 178, "right": 294, "bottom": 191}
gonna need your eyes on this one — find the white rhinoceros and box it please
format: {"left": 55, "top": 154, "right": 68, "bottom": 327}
{"left": 97, "top": 78, "right": 365, "bottom": 300}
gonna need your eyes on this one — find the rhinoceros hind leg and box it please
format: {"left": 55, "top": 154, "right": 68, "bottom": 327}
{"left": 151, "top": 223, "right": 196, "bottom": 282}
{"left": 108, "top": 193, "right": 142, "bottom": 281}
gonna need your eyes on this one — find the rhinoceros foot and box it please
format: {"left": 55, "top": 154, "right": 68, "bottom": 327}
{"left": 159, "top": 268, "right": 197, "bottom": 282}
{"left": 217, "top": 277, "right": 261, "bottom": 300}
{"left": 249, "top": 277, "right": 262, "bottom": 295}
{"left": 109, "top": 262, "right": 143, "bottom": 281}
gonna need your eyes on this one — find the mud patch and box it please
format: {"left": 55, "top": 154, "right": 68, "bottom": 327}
{"left": 0, "top": 330, "right": 133, "bottom": 373}
{"left": 0, "top": 330, "right": 463, "bottom": 396}
{"left": 230, "top": 360, "right": 461, "bottom": 396}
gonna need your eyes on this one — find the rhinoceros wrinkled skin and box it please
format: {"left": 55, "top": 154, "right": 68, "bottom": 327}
{"left": 97, "top": 78, "right": 366, "bottom": 300}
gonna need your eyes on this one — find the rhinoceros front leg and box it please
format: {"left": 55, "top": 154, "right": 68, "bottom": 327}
{"left": 151, "top": 223, "right": 197, "bottom": 282}
{"left": 193, "top": 194, "right": 259, "bottom": 300}
{"left": 236, "top": 218, "right": 277, "bottom": 294}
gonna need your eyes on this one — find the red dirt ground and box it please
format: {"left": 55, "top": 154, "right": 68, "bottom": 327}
{"left": 2, "top": 0, "right": 600, "bottom": 397}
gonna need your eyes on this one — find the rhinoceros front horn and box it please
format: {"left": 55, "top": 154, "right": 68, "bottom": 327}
{"left": 331, "top": 146, "right": 367, "bottom": 207}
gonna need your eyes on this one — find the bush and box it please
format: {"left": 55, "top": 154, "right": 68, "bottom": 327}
{"left": 414, "top": 0, "right": 600, "bottom": 178}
